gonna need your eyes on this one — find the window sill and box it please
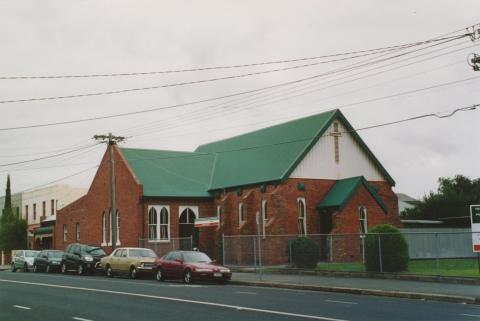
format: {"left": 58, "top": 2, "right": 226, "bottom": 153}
{"left": 148, "top": 240, "right": 171, "bottom": 243}
{"left": 237, "top": 221, "right": 247, "bottom": 230}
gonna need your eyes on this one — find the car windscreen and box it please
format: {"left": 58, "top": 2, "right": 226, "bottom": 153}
{"left": 48, "top": 252, "right": 63, "bottom": 258}
{"left": 25, "top": 251, "right": 39, "bottom": 257}
{"left": 83, "top": 246, "right": 106, "bottom": 256}
{"left": 182, "top": 252, "right": 212, "bottom": 263}
{"left": 129, "top": 249, "right": 157, "bottom": 258}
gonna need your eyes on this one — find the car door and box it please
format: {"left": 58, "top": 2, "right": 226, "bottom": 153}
{"left": 13, "top": 251, "right": 21, "bottom": 269}
{"left": 170, "top": 252, "right": 185, "bottom": 279}
{"left": 36, "top": 251, "right": 46, "bottom": 269}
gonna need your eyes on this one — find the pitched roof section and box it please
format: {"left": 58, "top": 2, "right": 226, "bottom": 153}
{"left": 318, "top": 176, "right": 388, "bottom": 213}
{"left": 120, "top": 148, "right": 215, "bottom": 198}
{"left": 196, "top": 109, "right": 394, "bottom": 190}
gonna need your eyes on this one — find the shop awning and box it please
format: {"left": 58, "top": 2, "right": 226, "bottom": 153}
{"left": 34, "top": 226, "right": 53, "bottom": 235}
{"left": 194, "top": 217, "right": 219, "bottom": 228}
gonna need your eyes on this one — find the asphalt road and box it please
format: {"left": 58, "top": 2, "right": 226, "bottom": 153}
{"left": 0, "top": 270, "right": 479, "bottom": 321}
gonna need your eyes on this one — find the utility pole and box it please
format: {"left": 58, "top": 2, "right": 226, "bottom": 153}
{"left": 94, "top": 133, "right": 125, "bottom": 250}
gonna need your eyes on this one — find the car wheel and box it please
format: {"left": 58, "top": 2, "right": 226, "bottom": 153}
{"left": 11, "top": 263, "right": 16, "bottom": 272}
{"left": 106, "top": 265, "right": 113, "bottom": 278}
{"left": 33, "top": 264, "right": 38, "bottom": 273}
{"left": 61, "top": 263, "right": 67, "bottom": 274}
{"left": 24, "top": 263, "right": 28, "bottom": 272}
{"left": 130, "top": 267, "right": 137, "bottom": 279}
{"left": 77, "top": 263, "right": 84, "bottom": 276}
{"left": 155, "top": 268, "right": 165, "bottom": 282}
{"left": 46, "top": 265, "right": 51, "bottom": 273}
{"left": 184, "top": 269, "right": 193, "bottom": 284}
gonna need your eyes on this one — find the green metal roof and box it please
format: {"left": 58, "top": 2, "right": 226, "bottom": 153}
{"left": 196, "top": 109, "right": 394, "bottom": 190}
{"left": 120, "top": 148, "right": 215, "bottom": 198}
{"left": 120, "top": 109, "right": 395, "bottom": 198}
{"left": 318, "top": 176, "right": 388, "bottom": 213}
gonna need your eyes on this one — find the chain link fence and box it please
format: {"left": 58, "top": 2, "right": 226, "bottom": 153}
{"left": 222, "top": 231, "right": 480, "bottom": 276}
{"left": 139, "top": 236, "right": 193, "bottom": 258}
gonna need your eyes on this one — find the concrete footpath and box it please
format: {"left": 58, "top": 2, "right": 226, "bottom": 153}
{"left": 231, "top": 272, "right": 480, "bottom": 304}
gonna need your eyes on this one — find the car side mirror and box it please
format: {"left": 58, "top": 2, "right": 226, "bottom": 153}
{"left": 43, "top": 255, "right": 48, "bottom": 259}
{"left": 211, "top": 259, "right": 217, "bottom": 264}
{"left": 74, "top": 252, "right": 81, "bottom": 256}
{"left": 175, "top": 259, "right": 183, "bottom": 264}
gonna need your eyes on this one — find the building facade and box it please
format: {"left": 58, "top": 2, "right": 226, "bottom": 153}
{"left": 55, "top": 109, "right": 400, "bottom": 264}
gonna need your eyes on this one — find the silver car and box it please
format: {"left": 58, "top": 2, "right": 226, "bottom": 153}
{"left": 11, "top": 250, "right": 40, "bottom": 272}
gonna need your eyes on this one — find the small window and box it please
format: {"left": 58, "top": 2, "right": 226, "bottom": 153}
{"left": 76, "top": 223, "right": 80, "bottom": 241}
{"left": 216, "top": 205, "right": 222, "bottom": 224}
{"left": 116, "top": 211, "right": 120, "bottom": 245}
{"left": 333, "top": 122, "right": 340, "bottom": 163}
{"left": 297, "top": 198, "right": 307, "bottom": 236}
{"left": 359, "top": 206, "right": 368, "bottom": 235}
{"left": 25, "top": 205, "right": 29, "bottom": 222}
{"left": 42, "top": 201, "right": 46, "bottom": 217}
{"left": 101, "top": 212, "right": 106, "bottom": 245}
{"left": 159, "top": 207, "right": 169, "bottom": 240}
{"left": 238, "top": 202, "right": 244, "bottom": 226}
{"left": 148, "top": 207, "right": 158, "bottom": 241}
{"left": 63, "top": 224, "right": 67, "bottom": 242}
{"left": 51, "top": 199, "right": 55, "bottom": 215}
{"left": 33, "top": 204, "right": 37, "bottom": 220}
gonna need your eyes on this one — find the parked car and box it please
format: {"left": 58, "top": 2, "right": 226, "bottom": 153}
{"left": 11, "top": 250, "right": 40, "bottom": 272}
{"left": 61, "top": 243, "right": 106, "bottom": 275}
{"left": 99, "top": 247, "right": 158, "bottom": 279}
{"left": 33, "top": 250, "right": 64, "bottom": 273}
{"left": 154, "top": 250, "right": 231, "bottom": 284}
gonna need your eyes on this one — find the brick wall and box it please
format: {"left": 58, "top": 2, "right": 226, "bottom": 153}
{"left": 55, "top": 145, "right": 143, "bottom": 253}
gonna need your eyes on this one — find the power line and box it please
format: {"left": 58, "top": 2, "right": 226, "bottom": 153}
{"left": 0, "top": 36, "right": 467, "bottom": 80}
{"left": 0, "top": 37, "right": 468, "bottom": 132}
{"left": 1, "top": 38, "right": 464, "bottom": 105}
{"left": 0, "top": 143, "right": 101, "bottom": 167}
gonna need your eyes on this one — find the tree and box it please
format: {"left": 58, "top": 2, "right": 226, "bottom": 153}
{"left": 403, "top": 175, "right": 480, "bottom": 227}
{"left": 0, "top": 175, "right": 27, "bottom": 251}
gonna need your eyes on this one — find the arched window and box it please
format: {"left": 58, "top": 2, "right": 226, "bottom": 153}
{"left": 261, "top": 200, "right": 267, "bottom": 238}
{"left": 148, "top": 207, "right": 158, "bottom": 240}
{"left": 359, "top": 206, "right": 368, "bottom": 235}
{"left": 238, "top": 202, "right": 244, "bottom": 226}
{"left": 159, "top": 207, "right": 169, "bottom": 240}
{"left": 116, "top": 211, "right": 120, "bottom": 246}
{"left": 109, "top": 209, "right": 113, "bottom": 245}
{"left": 217, "top": 205, "right": 222, "bottom": 224}
{"left": 297, "top": 198, "right": 306, "bottom": 236}
{"left": 101, "top": 211, "right": 106, "bottom": 245}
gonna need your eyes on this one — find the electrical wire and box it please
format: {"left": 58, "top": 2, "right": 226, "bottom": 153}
{"left": 0, "top": 35, "right": 467, "bottom": 132}
{"left": 0, "top": 35, "right": 467, "bottom": 80}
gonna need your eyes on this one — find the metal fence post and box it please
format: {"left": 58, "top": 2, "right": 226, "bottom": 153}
{"left": 222, "top": 233, "right": 225, "bottom": 265}
{"left": 253, "top": 237, "right": 257, "bottom": 270}
{"left": 329, "top": 234, "right": 333, "bottom": 262}
{"left": 361, "top": 235, "right": 366, "bottom": 264}
{"left": 190, "top": 235, "right": 193, "bottom": 250}
{"left": 378, "top": 234, "right": 383, "bottom": 273}
{"left": 172, "top": 238, "right": 175, "bottom": 251}
{"left": 435, "top": 233, "right": 440, "bottom": 276}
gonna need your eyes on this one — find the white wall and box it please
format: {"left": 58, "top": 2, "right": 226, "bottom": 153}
{"left": 22, "top": 185, "right": 87, "bottom": 226}
{"left": 290, "top": 118, "right": 386, "bottom": 181}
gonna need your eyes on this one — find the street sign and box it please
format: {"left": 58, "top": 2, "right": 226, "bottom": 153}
{"left": 470, "top": 205, "right": 480, "bottom": 252}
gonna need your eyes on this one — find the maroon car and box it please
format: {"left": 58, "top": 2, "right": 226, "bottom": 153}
{"left": 154, "top": 250, "right": 231, "bottom": 284}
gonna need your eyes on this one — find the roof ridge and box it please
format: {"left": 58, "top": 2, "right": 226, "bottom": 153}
{"left": 196, "top": 109, "right": 338, "bottom": 151}
{"left": 120, "top": 147, "right": 204, "bottom": 155}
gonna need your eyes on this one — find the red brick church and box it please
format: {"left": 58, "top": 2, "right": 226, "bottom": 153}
{"left": 54, "top": 109, "right": 400, "bottom": 264}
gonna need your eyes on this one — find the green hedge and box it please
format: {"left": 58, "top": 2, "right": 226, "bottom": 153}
{"left": 290, "top": 237, "right": 320, "bottom": 268}
{"left": 364, "top": 224, "right": 409, "bottom": 272}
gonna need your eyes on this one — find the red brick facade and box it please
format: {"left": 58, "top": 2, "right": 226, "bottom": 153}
{"left": 55, "top": 146, "right": 400, "bottom": 265}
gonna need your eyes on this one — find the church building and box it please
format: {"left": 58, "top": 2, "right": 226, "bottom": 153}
{"left": 54, "top": 109, "right": 400, "bottom": 264}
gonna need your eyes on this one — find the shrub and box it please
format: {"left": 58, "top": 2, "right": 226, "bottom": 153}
{"left": 364, "top": 224, "right": 409, "bottom": 272}
{"left": 289, "top": 237, "right": 320, "bottom": 268}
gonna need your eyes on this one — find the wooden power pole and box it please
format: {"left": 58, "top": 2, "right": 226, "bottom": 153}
{"left": 94, "top": 133, "right": 125, "bottom": 250}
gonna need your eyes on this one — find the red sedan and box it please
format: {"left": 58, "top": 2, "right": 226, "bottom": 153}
{"left": 154, "top": 250, "right": 232, "bottom": 284}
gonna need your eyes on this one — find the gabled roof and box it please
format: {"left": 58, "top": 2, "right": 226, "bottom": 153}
{"left": 120, "top": 148, "right": 215, "bottom": 198}
{"left": 318, "top": 176, "right": 388, "bottom": 213}
{"left": 196, "top": 109, "right": 394, "bottom": 190}
{"left": 120, "top": 109, "right": 395, "bottom": 198}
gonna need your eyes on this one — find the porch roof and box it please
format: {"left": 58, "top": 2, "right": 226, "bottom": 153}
{"left": 317, "top": 176, "right": 388, "bottom": 213}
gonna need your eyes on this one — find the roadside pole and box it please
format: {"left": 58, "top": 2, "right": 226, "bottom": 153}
{"left": 94, "top": 133, "right": 125, "bottom": 251}
{"left": 256, "top": 211, "right": 263, "bottom": 280}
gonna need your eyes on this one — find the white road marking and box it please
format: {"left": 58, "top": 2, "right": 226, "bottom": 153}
{"left": 236, "top": 291, "right": 258, "bottom": 295}
{"left": 73, "top": 317, "right": 94, "bottom": 321}
{"left": 325, "top": 300, "right": 358, "bottom": 305}
{"left": 0, "top": 279, "right": 347, "bottom": 321}
{"left": 460, "top": 314, "right": 480, "bottom": 318}
{"left": 13, "top": 305, "right": 31, "bottom": 310}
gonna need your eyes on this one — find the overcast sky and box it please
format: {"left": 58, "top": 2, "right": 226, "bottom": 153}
{"left": 0, "top": 0, "right": 479, "bottom": 199}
